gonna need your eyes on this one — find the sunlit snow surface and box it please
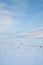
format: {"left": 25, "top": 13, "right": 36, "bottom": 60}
{"left": 0, "top": 38, "right": 43, "bottom": 65}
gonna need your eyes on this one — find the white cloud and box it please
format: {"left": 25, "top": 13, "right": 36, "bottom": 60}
{"left": 19, "top": 26, "right": 43, "bottom": 38}
{"left": 0, "top": 15, "right": 12, "bottom": 33}
{"left": 0, "top": 13, "right": 23, "bottom": 34}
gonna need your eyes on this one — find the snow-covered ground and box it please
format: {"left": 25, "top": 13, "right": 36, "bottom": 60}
{"left": 0, "top": 38, "right": 43, "bottom": 65}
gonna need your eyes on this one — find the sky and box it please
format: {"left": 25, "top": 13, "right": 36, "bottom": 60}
{"left": 0, "top": 0, "right": 43, "bottom": 38}
{"left": 0, "top": 1, "right": 43, "bottom": 65}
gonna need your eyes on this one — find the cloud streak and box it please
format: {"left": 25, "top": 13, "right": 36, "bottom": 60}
{"left": 19, "top": 26, "right": 43, "bottom": 38}
{"left": 0, "top": 10, "right": 26, "bottom": 16}
{"left": 0, "top": 0, "right": 43, "bottom": 39}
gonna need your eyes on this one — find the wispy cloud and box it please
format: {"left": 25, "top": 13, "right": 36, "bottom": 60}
{"left": 0, "top": 10, "right": 26, "bottom": 16}
{"left": 0, "top": 13, "right": 23, "bottom": 34}
{"left": 0, "top": 2, "right": 27, "bottom": 16}
{"left": 19, "top": 26, "right": 43, "bottom": 38}
{"left": 0, "top": 0, "right": 43, "bottom": 39}
{"left": 0, "top": 15, "right": 13, "bottom": 33}
{"left": 0, "top": 3, "right": 6, "bottom": 7}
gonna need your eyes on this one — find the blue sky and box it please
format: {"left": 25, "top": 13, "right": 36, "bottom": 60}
{"left": 0, "top": 0, "right": 43, "bottom": 38}
{"left": 0, "top": 1, "right": 43, "bottom": 65}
